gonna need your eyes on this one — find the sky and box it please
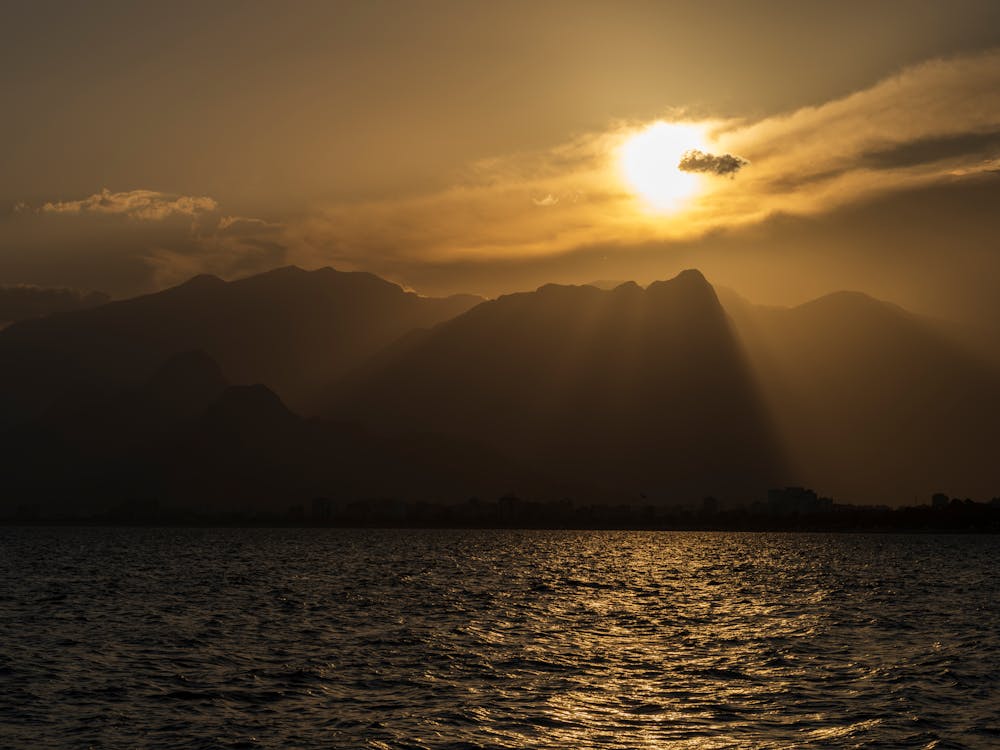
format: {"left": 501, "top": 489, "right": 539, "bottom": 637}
{"left": 3, "top": 0, "right": 1000, "bottom": 325}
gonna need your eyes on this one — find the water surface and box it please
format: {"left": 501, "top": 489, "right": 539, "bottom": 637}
{"left": 1, "top": 529, "right": 998, "bottom": 748}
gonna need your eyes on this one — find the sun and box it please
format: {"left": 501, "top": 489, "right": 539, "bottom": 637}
{"left": 619, "top": 122, "right": 707, "bottom": 213}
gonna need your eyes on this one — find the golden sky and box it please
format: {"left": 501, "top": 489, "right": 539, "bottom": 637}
{"left": 3, "top": 1, "right": 1000, "bottom": 325}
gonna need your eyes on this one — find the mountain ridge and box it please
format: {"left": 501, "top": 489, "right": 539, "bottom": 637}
{"left": 2, "top": 264, "right": 999, "bottom": 509}
{"left": 328, "top": 267, "right": 785, "bottom": 502}
{"left": 0, "top": 265, "right": 483, "bottom": 419}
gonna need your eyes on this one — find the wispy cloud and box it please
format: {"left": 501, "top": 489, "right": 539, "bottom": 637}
{"left": 532, "top": 194, "right": 559, "bottom": 207}
{"left": 8, "top": 49, "right": 1000, "bottom": 296}
{"left": 7, "top": 189, "right": 287, "bottom": 294}
{"left": 290, "top": 48, "right": 1000, "bottom": 269}
{"left": 217, "top": 215, "right": 284, "bottom": 233}
{"left": 41, "top": 188, "right": 218, "bottom": 221}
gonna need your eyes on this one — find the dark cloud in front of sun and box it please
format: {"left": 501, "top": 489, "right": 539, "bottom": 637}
{"left": 678, "top": 149, "right": 749, "bottom": 176}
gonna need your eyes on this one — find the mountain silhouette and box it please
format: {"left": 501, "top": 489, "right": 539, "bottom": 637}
{"left": 0, "top": 350, "right": 544, "bottom": 516}
{"left": 25, "top": 349, "right": 227, "bottom": 444}
{"left": 0, "top": 349, "right": 231, "bottom": 511}
{"left": 145, "top": 350, "right": 230, "bottom": 421}
{"left": 4, "top": 265, "right": 999, "bottom": 515}
{"left": 329, "top": 269, "right": 786, "bottom": 503}
{"left": 0, "top": 266, "right": 481, "bottom": 422}
{"left": 722, "top": 289, "right": 1000, "bottom": 503}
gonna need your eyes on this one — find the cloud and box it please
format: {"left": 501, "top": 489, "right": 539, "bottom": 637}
{"left": 717, "top": 50, "right": 1000, "bottom": 194}
{"left": 3, "top": 189, "right": 288, "bottom": 296}
{"left": 287, "top": 48, "right": 1000, "bottom": 273}
{"left": 41, "top": 188, "right": 218, "bottom": 221}
{"left": 6, "top": 49, "right": 1000, "bottom": 297}
{"left": 677, "top": 149, "right": 748, "bottom": 176}
{"left": 217, "top": 215, "right": 284, "bottom": 234}
{"left": 857, "top": 130, "right": 1000, "bottom": 171}
{"left": 141, "top": 214, "right": 287, "bottom": 289}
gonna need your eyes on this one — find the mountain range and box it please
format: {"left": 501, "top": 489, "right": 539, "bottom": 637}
{"left": 1, "top": 264, "right": 998, "bottom": 515}
{"left": 0, "top": 266, "right": 479, "bottom": 421}
{"left": 720, "top": 288, "right": 1000, "bottom": 503}
{"left": 328, "top": 270, "right": 784, "bottom": 502}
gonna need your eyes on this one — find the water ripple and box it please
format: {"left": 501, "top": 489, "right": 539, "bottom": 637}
{"left": 1, "top": 529, "right": 998, "bottom": 748}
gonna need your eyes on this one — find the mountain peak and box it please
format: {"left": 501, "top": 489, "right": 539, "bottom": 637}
{"left": 645, "top": 269, "right": 719, "bottom": 307}
{"left": 179, "top": 273, "right": 225, "bottom": 289}
{"left": 675, "top": 268, "right": 709, "bottom": 283}
{"left": 260, "top": 265, "right": 307, "bottom": 276}
{"left": 612, "top": 281, "right": 642, "bottom": 295}
{"left": 648, "top": 268, "right": 710, "bottom": 289}
{"left": 795, "top": 290, "right": 908, "bottom": 320}
{"left": 803, "top": 290, "right": 885, "bottom": 308}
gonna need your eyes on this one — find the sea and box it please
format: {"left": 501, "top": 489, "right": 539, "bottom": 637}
{"left": 1, "top": 528, "right": 998, "bottom": 749}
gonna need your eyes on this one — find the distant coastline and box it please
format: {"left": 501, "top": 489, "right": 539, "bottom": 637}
{"left": 6, "top": 494, "right": 1000, "bottom": 533}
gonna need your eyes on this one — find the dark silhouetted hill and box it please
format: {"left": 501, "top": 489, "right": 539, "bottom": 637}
{"left": 5, "top": 264, "right": 999, "bottom": 515}
{"left": 722, "top": 289, "right": 1000, "bottom": 504}
{"left": 145, "top": 350, "right": 230, "bottom": 421}
{"left": 0, "top": 351, "right": 547, "bottom": 516}
{"left": 0, "top": 266, "right": 481, "bottom": 422}
{"left": 26, "top": 349, "right": 228, "bottom": 444}
{"left": 329, "top": 269, "right": 786, "bottom": 503}
{"left": 0, "top": 350, "right": 229, "bottom": 512}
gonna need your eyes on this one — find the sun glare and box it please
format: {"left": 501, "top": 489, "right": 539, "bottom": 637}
{"left": 619, "top": 122, "right": 707, "bottom": 213}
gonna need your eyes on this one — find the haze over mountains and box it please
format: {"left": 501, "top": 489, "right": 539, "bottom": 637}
{"left": 330, "top": 270, "right": 784, "bottom": 502}
{"left": 0, "top": 266, "right": 480, "bottom": 419}
{"left": 722, "top": 288, "right": 1000, "bottom": 504}
{"left": 0, "top": 285, "right": 109, "bottom": 329}
{"left": 1, "top": 264, "right": 998, "bottom": 515}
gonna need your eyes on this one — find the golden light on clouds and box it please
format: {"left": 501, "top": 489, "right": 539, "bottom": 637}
{"left": 10, "top": 49, "right": 1000, "bottom": 297}
{"left": 618, "top": 122, "right": 707, "bottom": 213}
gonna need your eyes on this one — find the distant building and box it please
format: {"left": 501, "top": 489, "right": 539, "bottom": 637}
{"left": 498, "top": 494, "right": 523, "bottom": 524}
{"left": 369, "top": 497, "right": 408, "bottom": 524}
{"left": 767, "top": 487, "right": 833, "bottom": 514}
{"left": 311, "top": 496, "right": 334, "bottom": 521}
